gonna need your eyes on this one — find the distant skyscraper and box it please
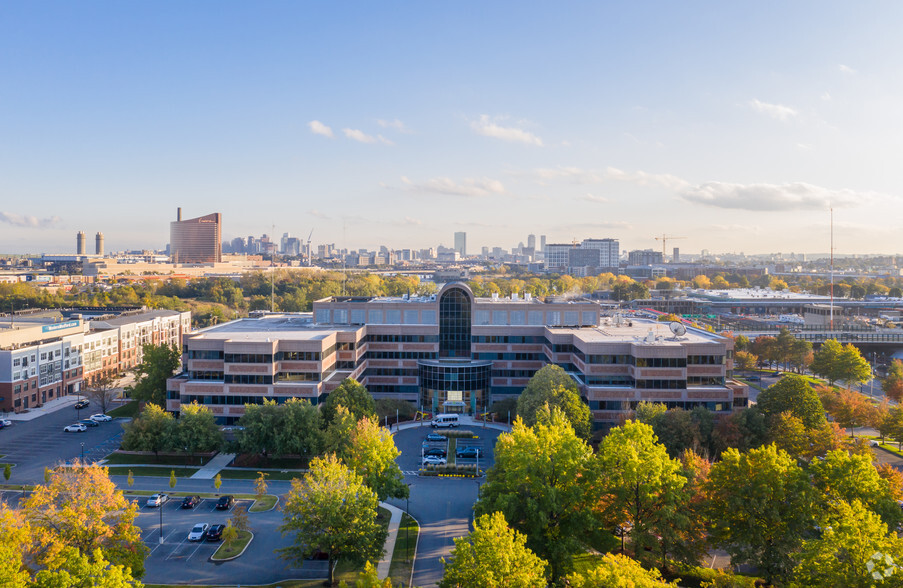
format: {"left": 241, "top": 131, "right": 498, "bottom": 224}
{"left": 170, "top": 208, "right": 222, "bottom": 264}
{"left": 454, "top": 232, "right": 466, "bottom": 257}
{"left": 527, "top": 234, "right": 536, "bottom": 250}
{"left": 76, "top": 231, "right": 86, "bottom": 255}
{"left": 95, "top": 232, "right": 104, "bottom": 256}
{"left": 673, "top": 247, "right": 680, "bottom": 263}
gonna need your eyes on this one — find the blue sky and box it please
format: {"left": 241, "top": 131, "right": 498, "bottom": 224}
{"left": 2, "top": 2, "right": 902, "bottom": 256}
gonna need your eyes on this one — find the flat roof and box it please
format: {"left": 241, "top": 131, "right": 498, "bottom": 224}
{"left": 557, "top": 318, "right": 725, "bottom": 345}
{"left": 92, "top": 309, "right": 186, "bottom": 326}
{"left": 189, "top": 315, "right": 359, "bottom": 342}
{"left": 687, "top": 288, "right": 832, "bottom": 301}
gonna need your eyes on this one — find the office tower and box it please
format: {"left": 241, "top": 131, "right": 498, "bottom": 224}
{"left": 170, "top": 208, "right": 222, "bottom": 264}
{"left": 628, "top": 249, "right": 664, "bottom": 265}
{"left": 454, "top": 232, "right": 466, "bottom": 257}
{"left": 76, "top": 232, "right": 86, "bottom": 255}
{"left": 527, "top": 234, "right": 536, "bottom": 250}
{"left": 95, "top": 232, "right": 104, "bottom": 256}
{"left": 581, "top": 238, "right": 620, "bottom": 269}
{"left": 673, "top": 247, "right": 680, "bottom": 263}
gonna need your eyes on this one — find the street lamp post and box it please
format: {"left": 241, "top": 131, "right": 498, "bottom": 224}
{"left": 406, "top": 483, "right": 413, "bottom": 562}
{"left": 159, "top": 496, "right": 164, "bottom": 544}
{"left": 80, "top": 443, "right": 84, "bottom": 463}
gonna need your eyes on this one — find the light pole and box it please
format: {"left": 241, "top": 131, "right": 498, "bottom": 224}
{"left": 159, "top": 495, "right": 164, "bottom": 544}
{"left": 80, "top": 443, "right": 84, "bottom": 463}
{"left": 406, "top": 483, "right": 413, "bottom": 562}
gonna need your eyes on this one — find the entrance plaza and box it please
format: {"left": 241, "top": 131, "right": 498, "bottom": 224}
{"left": 167, "top": 283, "right": 747, "bottom": 427}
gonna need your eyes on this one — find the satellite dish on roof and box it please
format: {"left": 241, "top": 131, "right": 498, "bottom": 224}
{"left": 669, "top": 321, "right": 687, "bottom": 337}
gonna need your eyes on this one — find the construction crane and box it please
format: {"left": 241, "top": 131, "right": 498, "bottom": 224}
{"left": 654, "top": 234, "right": 686, "bottom": 262}
{"left": 306, "top": 229, "right": 313, "bottom": 267}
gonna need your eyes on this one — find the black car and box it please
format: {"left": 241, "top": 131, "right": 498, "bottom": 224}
{"left": 74, "top": 399, "right": 89, "bottom": 409}
{"left": 424, "top": 447, "right": 447, "bottom": 458}
{"left": 456, "top": 447, "right": 482, "bottom": 459}
{"left": 216, "top": 495, "right": 235, "bottom": 510}
{"left": 78, "top": 419, "right": 99, "bottom": 427}
{"left": 181, "top": 495, "right": 201, "bottom": 509}
{"left": 205, "top": 524, "right": 225, "bottom": 541}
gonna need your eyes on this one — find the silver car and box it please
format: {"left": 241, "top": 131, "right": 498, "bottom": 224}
{"left": 188, "top": 523, "right": 209, "bottom": 541}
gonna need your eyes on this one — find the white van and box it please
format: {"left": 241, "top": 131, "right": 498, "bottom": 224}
{"left": 431, "top": 413, "right": 459, "bottom": 428}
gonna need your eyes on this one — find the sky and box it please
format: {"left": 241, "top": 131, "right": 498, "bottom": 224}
{"left": 2, "top": 2, "right": 903, "bottom": 256}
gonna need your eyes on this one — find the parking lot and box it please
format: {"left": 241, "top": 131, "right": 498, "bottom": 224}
{"left": 393, "top": 423, "right": 501, "bottom": 474}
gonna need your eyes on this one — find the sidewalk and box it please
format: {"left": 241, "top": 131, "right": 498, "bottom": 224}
{"left": 4, "top": 395, "right": 79, "bottom": 421}
{"left": 393, "top": 414, "right": 511, "bottom": 433}
{"left": 189, "top": 453, "right": 236, "bottom": 479}
{"left": 377, "top": 502, "right": 403, "bottom": 580}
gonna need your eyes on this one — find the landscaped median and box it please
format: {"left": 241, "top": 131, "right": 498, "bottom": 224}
{"left": 210, "top": 530, "right": 254, "bottom": 561}
{"left": 419, "top": 463, "right": 482, "bottom": 477}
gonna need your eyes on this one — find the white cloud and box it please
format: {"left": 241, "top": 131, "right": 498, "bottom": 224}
{"left": 681, "top": 181, "right": 871, "bottom": 211}
{"left": 470, "top": 115, "right": 543, "bottom": 146}
{"left": 604, "top": 167, "right": 690, "bottom": 191}
{"left": 0, "top": 212, "right": 60, "bottom": 228}
{"left": 399, "top": 175, "right": 505, "bottom": 197}
{"left": 580, "top": 194, "right": 609, "bottom": 204}
{"left": 519, "top": 165, "right": 689, "bottom": 191}
{"left": 821, "top": 92, "right": 832, "bottom": 101}
{"left": 556, "top": 221, "right": 633, "bottom": 231}
{"left": 308, "top": 209, "right": 330, "bottom": 219}
{"left": 839, "top": 64, "right": 857, "bottom": 75}
{"left": 401, "top": 217, "right": 422, "bottom": 226}
{"left": 748, "top": 99, "right": 798, "bottom": 121}
{"left": 308, "top": 120, "right": 334, "bottom": 138}
{"left": 376, "top": 119, "right": 412, "bottom": 133}
{"left": 343, "top": 128, "right": 394, "bottom": 145}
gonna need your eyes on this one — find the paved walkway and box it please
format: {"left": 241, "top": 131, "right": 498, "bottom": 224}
{"left": 188, "top": 453, "right": 236, "bottom": 479}
{"left": 377, "top": 502, "right": 403, "bottom": 580}
{"left": 393, "top": 415, "right": 511, "bottom": 434}
{"left": 4, "top": 395, "right": 80, "bottom": 421}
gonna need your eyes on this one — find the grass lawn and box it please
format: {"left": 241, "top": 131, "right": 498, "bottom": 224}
{"left": 249, "top": 494, "right": 278, "bottom": 512}
{"left": 108, "top": 401, "right": 139, "bottom": 418}
{"left": 211, "top": 530, "right": 253, "bottom": 560}
{"left": 103, "top": 452, "right": 213, "bottom": 466}
{"left": 877, "top": 443, "right": 903, "bottom": 457}
{"left": 231, "top": 454, "right": 309, "bottom": 469}
{"left": 219, "top": 469, "right": 301, "bottom": 481}
{"left": 447, "top": 438, "right": 457, "bottom": 466}
{"left": 388, "top": 512, "right": 419, "bottom": 586}
{"left": 106, "top": 466, "right": 199, "bottom": 477}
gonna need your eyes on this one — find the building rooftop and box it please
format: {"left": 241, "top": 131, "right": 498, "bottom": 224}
{"left": 687, "top": 288, "right": 832, "bottom": 301}
{"left": 558, "top": 318, "right": 726, "bottom": 345}
{"left": 189, "top": 314, "right": 359, "bottom": 342}
{"left": 91, "top": 309, "right": 185, "bottom": 327}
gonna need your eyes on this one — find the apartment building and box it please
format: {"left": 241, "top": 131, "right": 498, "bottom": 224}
{"left": 167, "top": 283, "right": 745, "bottom": 427}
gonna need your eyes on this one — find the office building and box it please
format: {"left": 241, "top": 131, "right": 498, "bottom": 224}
{"left": 166, "top": 283, "right": 744, "bottom": 428}
{"left": 76, "top": 232, "right": 87, "bottom": 255}
{"left": 628, "top": 249, "right": 664, "bottom": 266}
{"left": 170, "top": 208, "right": 222, "bottom": 264}
{"left": 545, "top": 243, "right": 575, "bottom": 271}
{"left": 454, "top": 232, "right": 466, "bottom": 257}
{"left": 95, "top": 232, "right": 104, "bottom": 256}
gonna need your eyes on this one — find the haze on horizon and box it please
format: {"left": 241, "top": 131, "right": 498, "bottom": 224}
{"left": 1, "top": 2, "right": 902, "bottom": 257}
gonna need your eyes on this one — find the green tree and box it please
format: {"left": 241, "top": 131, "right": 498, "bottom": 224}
{"left": 279, "top": 454, "right": 386, "bottom": 587}
{"left": 274, "top": 398, "right": 323, "bottom": 459}
{"left": 0, "top": 505, "right": 30, "bottom": 587}
{"left": 345, "top": 416, "right": 408, "bottom": 501}
{"left": 175, "top": 402, "right": 222, "bottom": 458}
{"left": 565, "top": 553, "right": 677, "bottom": 588}
{"left": 83, "top": 371, "right": 121, "bottom": 415}
{"left": 705, "top": 444, "right": 816, "bottom": 585}
{"left": 168, "top": 470, "right": 176, "bottom": 490}
{"left": 30, "top": 546, "right": 143, "bottom": 588}
{"left": 237, "top": 400, "right": 280, "bottom": 458}
{"left": 755, "top": 374, "right": 826, "bottom": 429}
{"left": 788, "top": 339, "right": 814, "bottom": 373}
{"left": 475, "top": 408, "right": 594, "bottom": 582}
{"left": 795, "top": 499, "right": 903, "bottom": 588}
{"left": 230, "top": 505, "right": 250, "bottom": 533}
{"left": 125, "top": 343, "right": 181, "bottom": 407}
{"left": 516, "top": 365, "right": 591, "bottom": 439}
{"left": 323, "top": 405, "right": 357, "bottom": 458}
{"left": 711, "top": 407, "right": 769, "bottom": 456}
{"left": 221, "top": 521, "right": 238, "bottom": 545}
{"left": 634, "top": 401, "right": 667, "bottom": 426}
{"left": 438, "top": 512, "right": 547, "bottom": 588}
{"left": 120, "top": 404, "right": 175, "bottom": 457}
{"left": 650, "top": 407, "right": 714, "bottom": 459}
{"left": 811, "top": 339, "right": 844, "bottom": 385}
{"left": 884, "top": 359, "right": 903, "bottom": 403}
{"left": 734, "top": 350, "right": 758, "bottom": 371}
{"left": 254, "top": 472, "right": 268, "bottom": 502}
{"left": 127, "top": 470, "right": 134, "bottom": 488}
{"left": 3, "top": 463, "right": 9, "bottom": 482}
{"left": 213, "top": 473, "right": 221, "bottom": 491}
{"left": 320, "top": 379, "right": 376, "bottom": 426}
{"left": 834, "top": 343, "right": 873, "bottom": 390}
{"left": 596, "top": 420, "right": 700, "bottom": 568}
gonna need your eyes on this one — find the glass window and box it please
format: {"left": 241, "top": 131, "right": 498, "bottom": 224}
{"left": 547, "top": 311, "right": 561, "bottom": 326}
{"left": 564, "top": 311, "right": 579, "bottom": 325}
{"left": 439, "top": 287, "right": 472, "bottom": 358}
{"left": 510, "top": 310, "right": 525, "bottom": 325}
{"left": 385, "top": 310, "right": 401, "bottom": 324}
{"left": 351, "top": 309, "right": 366, "bottom": 324}
{"left": 333, "top": 309, "right": 348, "bottom": 324}
{"left": 474, "top": 310, "right": 490, "bottom": 325}
{"left": 528, "top": 311, "right": 543, "bottom": 325}
{"left": 315, "top": 309, "right": 330, "bottom": 323}
{"left": 492, "top": 310, "right": 507, "bottom": 325}
{"left": 582, "top": 311, "right": 596, "bottom": 326}
{"left": 422, "top": 310, "right": 437, "bottom": 324}
{"left": 404, "top": 309, "right": 419, "bottom": 324}
{"left": 368, "top": 309, "right": 383, "bottom": 324}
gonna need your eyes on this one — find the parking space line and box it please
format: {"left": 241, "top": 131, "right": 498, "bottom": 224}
{"left": 147, "top": 529, "right": 181, "bottom": 556}
{"left": 165, "top": 536, "right": 191, "bottom": 560}
{"left": 184, "top": 540, "right": 206, "bottom": 561}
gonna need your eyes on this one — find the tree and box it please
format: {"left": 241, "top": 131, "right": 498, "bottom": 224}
{"left": 237, "top": 400, "right": 280, "bottom": 458}
{"left": 126, "top": 343, "right": 181, "bottom": 407}
{"left": 120, "top": 404, "right": 175, "bottom": 457}
{"left": 795, "top": 499, "right": 903, "bottom": 588}
{"left": 438, "top": 512, "right": 547, "bottom": 588}
{"left": 350, "top": 561, "right": 393, "bottom": 588}
{"left": 475, "top": 408, "right": 594, "bottom": 582}
{"left": 168, "top": 470, "right": 176, "bottom": 490}
{"left": 734, "top": 350, "right": 758, "bottom": 371}
{"left": 705, "top": 444, "right": 816, "bottom": 585}
{"left": 29, "top": 547, "right": 142, "bottom": 588}
{"left": 834, "top": 343, "right": 873, "bottom": 390}
{"left": 83, "top": 372, "right": 121, "bottom": 415}
{"left": 279, "top": 454, "right": 386, "bottom": 587}
{"left": 320, "top": 379, "right": 376, "bottom": 427}
{"left": 213, "top": 473, "right": 221, "bottom": 491}
{"left": 884, "top": 359, "right": 903, "bottom": 402}
{"left": 711, "top": 407, "right": 769, "bottom": 456}
{"left": 595, "top": 420, "right": 699, "bottom": 568}
{"left": 127, "top": 470, "right": 134, "bottom": 488}
{"left": 733, "top": 334, "right": 750, "bottom": 352}
{"left": 254, "top": 472, "right": 268, "bottom": 502}
{"left": 345, "top": 416, "right": 408, "bottom": 501}
{"left": 634, "top": 401, "right": 667, "bottom": 426}
{"left": 811, "top": 339, "right": 844, "bottom": 385}
{"left": 21, "top": 463, "right": 148, "bottom": 578}
{"left": 0, "top": 505, "right": 30, "bottom": 587}
{"left": 788, "top": 339, "right": 814, "bottom": 374}
{"left": 3, "top": 463, "right": 9, "bottom": 482}
{"left": 175, "top": 402, "right": 222, "bottom": 459}
{"left": 221, "top": 521, "right": 238, "bottom": 545}
{"left": 516, "top": 365, "right": 591, "bottom": 439}
{"left": 650, "top": 407, "right": 714, "bottom": 459}
{"left": 883, "top": 405, "right": 903, "bottom": 450}
{"left": 828, "top": 389, "right": 871, "bottom": 437}
{"left": 274, "top": 398, "right": 322, "bottom": 459}
{"left": 755, "top": 374, "right": 826, "bottom": 429}
{"left": 323, "top": 405, "right": 358, "bottom": 458}
{"left": 230, "top": 506, "right": 250, "bottom": 533}
{"left": 564, "top": 553, "right": 677, "bottom": 588}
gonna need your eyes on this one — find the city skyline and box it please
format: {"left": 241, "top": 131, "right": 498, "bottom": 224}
{"left": 2, "top": 2, "right": 903, "bottom": 255}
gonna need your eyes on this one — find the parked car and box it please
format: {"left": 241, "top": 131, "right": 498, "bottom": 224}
{"left": 205, "top": 524, "right": 225, "bottom": 541}
{"left": 422, "top": 455, "right": 447, "bottom": 466}
{"left": 188, "top": 523, "right": 209, "bottom": 541}
{"left": 772, "top": 371, "right": 782, "bottom": 377}
{"left": 181, "top": 495, "right": 201, "bottom": 509}
{"left": 0, "top": 419, "right": 12, "bottom": 428}
{"left": 456, "top": 447, "right": 482, "bottom": 459}
{"left": 63, "top": 423, "right": 87, "bottom": 433}
{"left": 146, "top": 494, "right": 169, "bottom": 507}
{"left": 746, "top": 375, "right": 761, "bottom": 382}
{"left": 424, "top": 433, "right": 446, "bottom": 443}
{"left": 90, "top": 414, "right": 112, "bottom": 422}
{"left": 78, "top": 419, "right": 99, "bottom": 427}
{"left": 424, "top": 447, "right": 447, "bottom": 458}
{"left": 74, "top": 399, "right": 89, "bottom": 409}
{"left": 215, "top": 495, "right": 235, "bottom": 510}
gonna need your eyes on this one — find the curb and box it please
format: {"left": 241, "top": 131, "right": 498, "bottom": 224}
{"left": 407, "top": 510, "right": 421, "bottom": 588}
{"left": 249, "top": 494, "right": 280, "bottom": 513}
{"left": 210, "top": 531, "right": 254, "bottom": 562}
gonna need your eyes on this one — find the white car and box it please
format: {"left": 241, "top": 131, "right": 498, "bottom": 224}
{"left": 188, "top": 523, "right": 209, "bottom": 541}
{"left": 90, "top": 414, "right": 112, "bottom": 422}
{"left": 0, "top": 419, "right": 12, "bottom": 428}
{"left": 146, "top": 494, "right": 169, "bottom": 507}
{"left": 63, "top": 423, "right": 87, "bottom": 433}
{"left": 422, "top": 455, "right": 447, "bottom": 466}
